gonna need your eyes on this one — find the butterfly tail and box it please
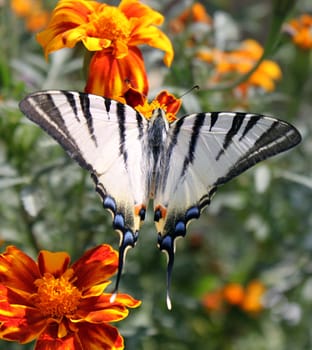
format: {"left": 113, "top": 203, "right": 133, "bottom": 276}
{"left": 158, "top": 234, "right": 175, "bottom": 310}
{"left": 113, "top": 229, "right": 138, "bottom": 296}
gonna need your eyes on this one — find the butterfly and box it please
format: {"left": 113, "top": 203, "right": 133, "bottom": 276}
{"left": 19, "top": 90, "right": 301, "bottom": 309}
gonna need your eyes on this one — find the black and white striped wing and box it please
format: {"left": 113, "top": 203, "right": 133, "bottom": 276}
{"left": 19, "top": 90, "right": 149, "bottom": 288}
{"left": 154, "top": 112, "right": 301, "bottom": 307}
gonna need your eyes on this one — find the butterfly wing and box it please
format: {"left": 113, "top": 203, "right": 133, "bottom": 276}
{"left": 153, "top": 111, "right": 301, "bottom": 308}
{"left": 19, "top": 90, "right": 149, "bottom": 290}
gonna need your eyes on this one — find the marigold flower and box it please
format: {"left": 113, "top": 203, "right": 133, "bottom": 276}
{"left": 170, "top": 2, "right": 212, "bottom": 34}
{"left": 222, "top": 283, "right": 245, "bottom": 305}
{"left": 125, "top": 87, "right": 181, "bottom": 122}
{"left": 37, "top": 0, "right": 174, "bottom": 101}
{"left": 283, "top": 14, "right": 312, "bottom": 50}
{"left": 202, "top": 289, "right": 223, "bottom": 311}
{"left": 240, "top": 280, "right": 266, "bottom": 313}
{"left": 0, "top": 245, "right": 140, "bottom": 349}
{"left": 11, "top": 0, "right": 50, "bottom": 32}
{"left": 197, "top": 39, "right": 282, "bottom": 94}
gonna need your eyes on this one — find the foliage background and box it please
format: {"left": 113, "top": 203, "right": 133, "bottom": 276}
{"left": 1, "top": 0, "right": 312, "bottom": 349}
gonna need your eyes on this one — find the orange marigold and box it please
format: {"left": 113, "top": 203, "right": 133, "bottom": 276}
{"left": 197, "top": 39, "right": 282, "bottom": 95}
{"left": 125, "top": 87, "right": 181, "bottom": 122}
{"left": 11, "top": 0, "right": 50, "bottom": 32}
{"left": 283, "top": 14, "right": 312, "bottom": 50}
{"left": 170, "top": 2, "right": 212, "bottom": 34}
{"left": 222, "top": 283, "right": 245, "bottom": 305}
{"left": 37, "top": 0, "right": 174, "bottom": 101}
{"left": 0, "top": 245, "right": 140, "bottom": 349}
{"left": 240, "top": 280, "right": 266, "bottom": 313}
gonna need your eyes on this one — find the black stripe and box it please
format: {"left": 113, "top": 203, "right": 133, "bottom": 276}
{"left": 116, "top": 102, "right": 128, "bottom": 165}
{"left": 20, "top": 93, "right": 93, "bottom": 171}
{"left": 210, "top": 112, "right": 219, "bottom": 131}
{"left": 181, "top": 113, "right": 206, "bottom": 177}
{"left": 63, "top": 91, "right": 79, "bottom": 121}
{"left": 214, "top": 121, "right": 299, "bottom": 186}
{"left": 216, "top": 112, "right": 246, "bottom": 160}
{"left": 239, "top": 114, "right": 261, "bottom": 141}
{"left": 79, "top": 93, "right": 97, "bottom": 146}
{"left": 136, "top": 112, "right": 144, "bottom": 139}
{"left": 104, "top": 98, "right": 112, "bottom": 114}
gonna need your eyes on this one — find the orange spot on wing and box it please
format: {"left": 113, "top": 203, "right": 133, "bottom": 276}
{"left": 155, "top": 205, "right": 167, "bottom": 219}
{"left": 134, "top": 204, "right": 146, "bottom": 217}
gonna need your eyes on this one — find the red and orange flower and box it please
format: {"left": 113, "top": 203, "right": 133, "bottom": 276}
{"left": 37, "top": 0, "right": 174, "bottom": 101}
{"left": 0, "top": 245, "right": 140, "bottom": 349}
{"left": 124, "top": 87, "right": 182, "bottom": 122}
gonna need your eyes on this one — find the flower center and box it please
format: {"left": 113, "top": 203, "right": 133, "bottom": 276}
{"left": 89, "top": 6, "right": 131, "bottom": 42}
{"left": 33, "top": 271, "right": 81, "bottom": 318}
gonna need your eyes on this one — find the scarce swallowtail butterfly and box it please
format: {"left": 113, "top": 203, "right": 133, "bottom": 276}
{"left": 19, "top": 90, "right": 301, "bottom": 309}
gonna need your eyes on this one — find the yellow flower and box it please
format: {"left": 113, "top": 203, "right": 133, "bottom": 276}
{"left": 283, "top": 14, "right": 312, "bottom": 50}
{"left": 0, "top": 245, "right": 140, "bottom": 349}
{"left": 197, "top": 39, "right": 282, "bottom": 95}
{"left": 37, "top": 0, "right": 174, "bottom": 101}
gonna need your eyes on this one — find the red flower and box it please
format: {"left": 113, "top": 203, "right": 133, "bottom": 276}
{"left": 0, "top": 245, "right": 140, "bottom": 349}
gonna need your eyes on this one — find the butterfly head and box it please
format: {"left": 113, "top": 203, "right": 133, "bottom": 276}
{"left": 150, "top": 108, "right": 170, "bottom": 130}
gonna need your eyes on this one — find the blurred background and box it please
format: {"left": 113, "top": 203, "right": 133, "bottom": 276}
{"left": 1, "top": 0, "right": 312, "bottom": 349}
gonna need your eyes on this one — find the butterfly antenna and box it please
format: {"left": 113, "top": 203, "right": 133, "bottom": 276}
{"left": 178, "top": 85, "right": 200, "bottom": 99}
{"left": 158, "top": 234, "right": 175, "bottom": 310}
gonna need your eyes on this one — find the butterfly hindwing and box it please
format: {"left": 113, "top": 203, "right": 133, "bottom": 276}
{"left": 19, "top": 90, "right": 149, "bottom": 289}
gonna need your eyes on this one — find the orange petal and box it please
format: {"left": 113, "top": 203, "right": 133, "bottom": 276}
{"left": 37, "top": 250, "right": 70, "bottom": 277}
{"left": 156, "top": 90, "right": 181, "bottom": 116}
{"left": 120, "top": 0, "right": 173, "bottom": 66}
{"left": 129, "top": 24, "right": 174, "bottom": 66}
{"left": 120, "top": 0, "right": 164, "bottom": 26}
{"left": 36, "top": 323, "right": 83, "bottom": 350}
{"left": 77, "top": 323, "right": 123, "bottom": 350}
{"left": 73, "top": 293, "right": 141, "bottom": 323}
{"left": 0, "top": 246, "right": 40, "bottom": 294}
{"left": 0, "top": 286, "right": 47, "bottom": 344}
{"left": 71, "top": 245, "right": 118, "bottom": 293}
{"left": 36, "top": 0, "right": 100, "bottom": 57}
{"left": 84, "top": 47, "right": 148, "bottom": 100}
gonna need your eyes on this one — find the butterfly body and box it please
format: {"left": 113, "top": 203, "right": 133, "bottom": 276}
{"left": 19, "top": 90, "right": 301, "bottom": 308}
